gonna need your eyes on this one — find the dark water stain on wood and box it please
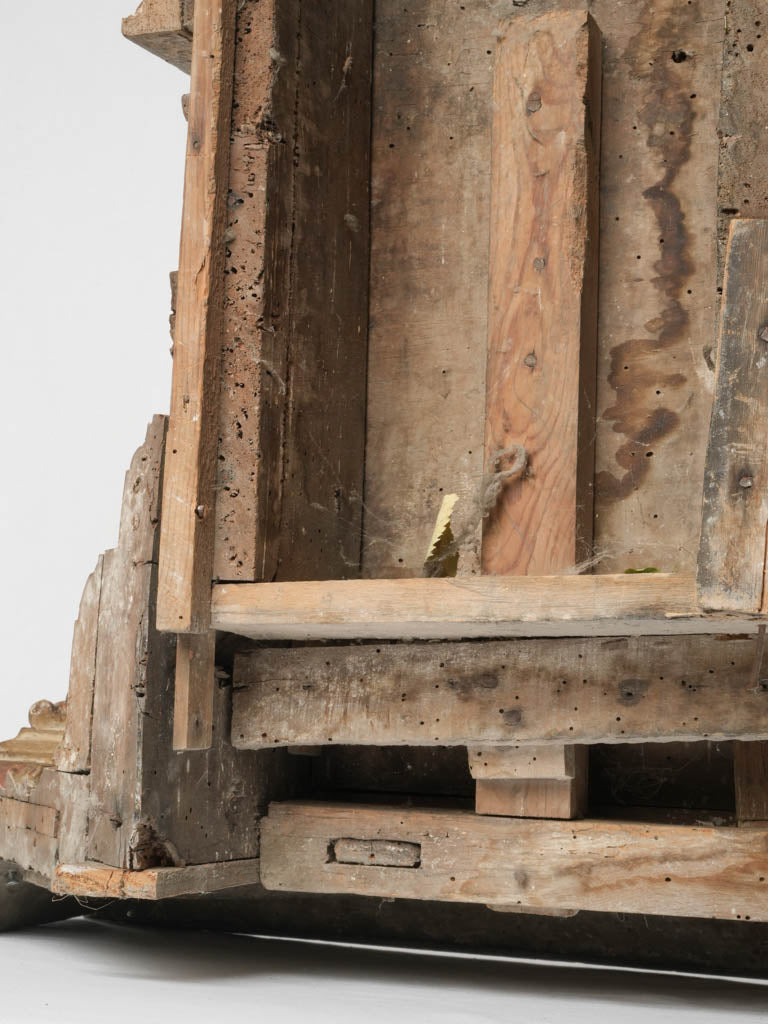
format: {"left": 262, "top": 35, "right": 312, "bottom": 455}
{"left": 597, "top": 5, "right": 699, "bottom": 502}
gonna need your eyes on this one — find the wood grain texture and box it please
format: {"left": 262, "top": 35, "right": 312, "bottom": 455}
{"left": 734, "top": 741, "right": 768, "bottom": 824}
{"left": 232, "top": 634, "right": 767, "bottom": 748}
{"left": 173, "top": 631, "right": 216, "bottom": 750}
{"left": 213, "top": 573, "right": 767, "bottom": 641}
{"left": 698, "top": 219, "right": 768, "bottom": 612}
{"left": 53, "top": 858, "right": 261, "bottom": 900}
{"left": 157, "top": 0, "right": 235, "bottom": 633}
{"left": 213, "top": 0, "right": 372, "bottom": 586}
{"left": 56, "top": 556, "right": 103, "bottom": 773}
{"left": 261, "top": 801, "right": 768, "bottom": 921}
{"left": 483, "top": 9, "right": 600, "bottom": 576}
{"left": 122, "top": 0, "right": 194, "bottom": 73}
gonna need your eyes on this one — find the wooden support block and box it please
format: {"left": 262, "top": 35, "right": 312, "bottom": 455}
{"left": 476, "top": 771, "right": 587, "bottom": 820}
{"left": 157, "top": 0, "right": 235, "bottom": 634}
{"left": 213, "top": 573, "right": 766, "bottom": 643}
{"left": 122, "top": 0, "right": 194, "bottom": 73}
{"left": 698, "top": 219, "right": 768, "bottom": 612}
{"left": 469, "top": 745, "right": 579, "bottom": 781}
{"left": 261, "top": 802, "right": 768, "bottom": 921}
{"left": 734, "top": 741, "right": 768, "bottom": 825}
{"left": 57, "top": 556, "right": 103, "bottom": 773}
{"left": 172, "top": 632, "right": 216, "bottom": 751}
{"left": 231, "top": 634, "right": 768, "bottom": 749}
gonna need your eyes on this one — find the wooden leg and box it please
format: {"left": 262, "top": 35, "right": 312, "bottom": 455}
{"left": 173, "top": 632, "right": 216, "bottom": 751}
{"left": 471, "top": 747, "right": 588, "bottom": 820}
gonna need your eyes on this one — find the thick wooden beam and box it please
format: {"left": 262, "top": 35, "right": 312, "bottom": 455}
{"left": 261, "top": 802, "right": 768, "bottom": 921}
{"left": 483, "top": 9, "right": 600, "bottom": 576}
{"left": 212, "top": 574, "right": 766, "bottom": 641}
{"left": 122, "top": 0, "right": 194, "bottom": 73}
{"left": 157, "top": 0, "right": 235, "bottom": 634}
{"left": 231, "top": 634, "right": 767, "bottom": 749}
{"left": 698, "top": 219, "right": 768, "bottom": 613}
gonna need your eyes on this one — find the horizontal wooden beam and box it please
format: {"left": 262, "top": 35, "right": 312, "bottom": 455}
{"left": 53, "top": 858, "right": 261, "bottom": 900}
{"left": 232, "top": 635, "right": 767, "bottom": 748}
{"left": 213, "top": 574, "right": 766, "bottom": 642}
{"left": 261, "top": 802, "right": 768, "bottom": 921}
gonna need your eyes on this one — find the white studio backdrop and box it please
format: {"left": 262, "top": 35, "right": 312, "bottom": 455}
{"left": 0, "top": 1, "right": 186, "bottom": 733}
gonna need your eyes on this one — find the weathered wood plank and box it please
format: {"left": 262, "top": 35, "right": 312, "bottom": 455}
{"left": 213, "top": 574, "right": 766, "bottom": 642}
{"left": 57, "top": 556, "right": 103, "bottom": 773}
{"left": 0, "top": 799, "right": 58, "bottom": 839}
{"left": 483, "top": 9, "right": 600, "bottom": 576}
{"left": 698, "top": 219, "right": 768, "bottom": 612}
{"left": 157, "top": 0, "right": 235, "bottom": 633}
{"left": 232, "top": 635, "right": 767, "bottom": 748}
{"left": 261, "top": 802, "right": 768, "bottom": 921}
{"left": 122, "top": 0, "right": 194, "bottom": 73}
{"left": 213, "top": 0, "right": 373, "bottom": 586}
{"left": 734, "top": 741, "right": 768, "bottom": 825}
{"left": 173, "top": 631, "right": 216, "bottom": 750}
{"left": 53, "top": 858, "right": 261, "bottom": 900}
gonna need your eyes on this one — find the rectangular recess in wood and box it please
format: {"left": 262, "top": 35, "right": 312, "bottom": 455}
{"left": 482, "top": 10, "right": 601, "bottom": 576}
{"left": 232, "top": 634, "right": 767, "bottom": 749}
{"left": 213, "top": 573, "right": 767, "bottom": 642}
{"left": 698, "top": 219, "right": 768, "bottom": 613}
{"left": 261, "top": 802, "right": 768, "bottom": 921}
{"left": 157, "top": 0, "right": 235, "bottom": 634}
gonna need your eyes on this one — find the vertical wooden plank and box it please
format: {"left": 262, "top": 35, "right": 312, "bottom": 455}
{"left": 213, "top": 0, "right": 373, "bottom": 586}
{"left": 477, "top": 9, "right": 600, "bottom": 820}
{"left": 157, "top": 0, "right": 235, "bottom": 634}
{"left": 734, "top": 741, "right": 768, "bottom": 824}
{"left": 482, "top": 9, "right": 601, "bottom": 576}
{"left": 56, "top": 555, "right": 104, "bottom": 773}
{"left": 173, "top": 632, "right": 216, "bottom": 750}
{"left": 698, "top": 219, "right": 768, "bottom": 612}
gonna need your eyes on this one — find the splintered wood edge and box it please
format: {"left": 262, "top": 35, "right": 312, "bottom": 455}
{"left": 211, "top": 574, "right": 767, "bottom": 641}
{"left": 53, "top": 858, "right": 261, "bottom": 900}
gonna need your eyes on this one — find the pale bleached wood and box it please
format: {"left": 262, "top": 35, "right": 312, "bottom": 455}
{"left": 57, "top": 556, "right": 103, "bottom": 773}
{"left": 53, "top": 858, "right": 261, "bottom": 900}
{"left": 261, "top": 802, "right": 768, "bottom": 921}
{"left": 698, "top": 219, "right": 768, "bottom": 612}
{"left": 734, "top": 741, "right": 768, "bottom": 824}
{"left": 483, "top": 9, "right": 600, "bottom": 576}
{"left": 157, "top": 0, "right": 235, "bottom": 633}
{"left": 332, "top": 840, "right": 421, "bottom": 869}
{"left": 213, "top": 573, "right": 766, "bottom": 642}
{"left": 173, "top": 632, "right": 216, "bottom": 750}
{"left": 469, "top": 746, "right": 579, "bottom": 781}
{"left": 122, "top": 0, "right": 193, "bottom": 73}
{"left": 232, "top": 635, "right": 767, "bottom": 749}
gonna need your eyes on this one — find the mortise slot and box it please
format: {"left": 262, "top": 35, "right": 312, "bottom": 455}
{"left": 329, "top": 838, "right": 422, "bottom": 869}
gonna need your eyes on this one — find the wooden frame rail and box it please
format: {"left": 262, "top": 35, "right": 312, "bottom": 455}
{"left": 212, "top": 573, "right": 767, "bottom": 641}
{"left": 261, "top": 802, "right": 768, "bottom": 922}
